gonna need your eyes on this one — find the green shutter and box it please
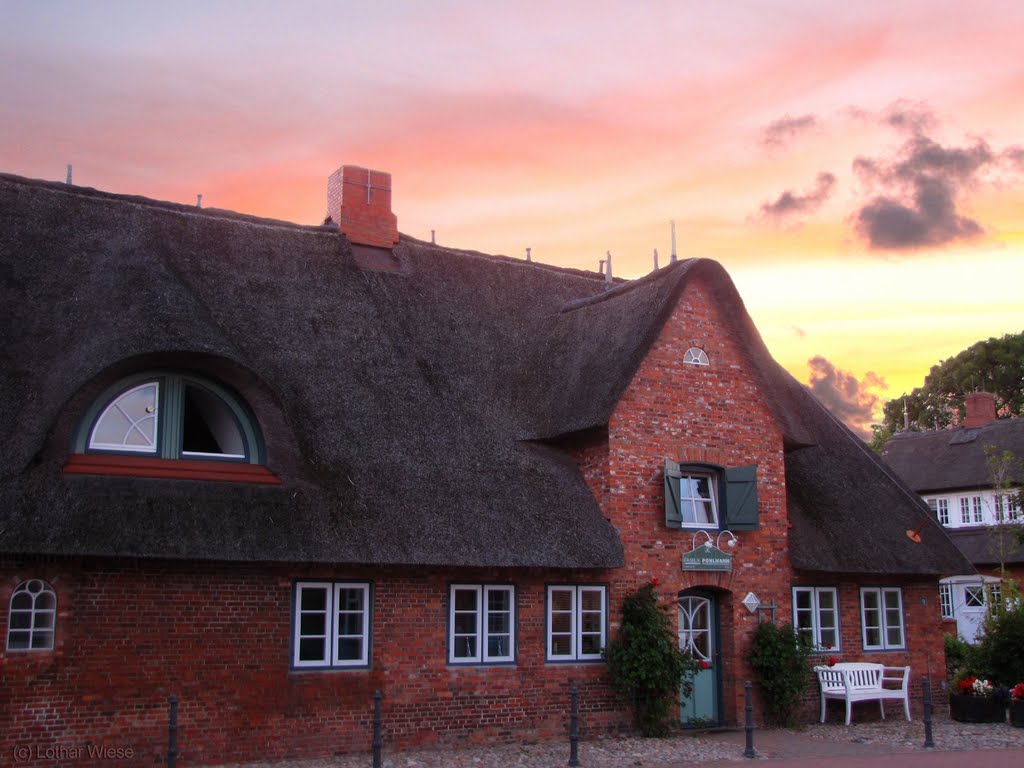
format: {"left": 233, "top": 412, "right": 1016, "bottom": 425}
{"left": 723, "top": 464, "right": 759, "bottom": 530}
{"left": 664, "top": 459, "right": 683, "bottom": 528}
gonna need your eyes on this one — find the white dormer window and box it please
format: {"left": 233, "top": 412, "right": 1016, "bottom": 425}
{"left": 684, "top": 347, "right": 709, "bottom": 366}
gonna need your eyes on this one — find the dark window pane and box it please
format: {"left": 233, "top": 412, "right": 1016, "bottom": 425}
{"left": 301, "top": 588, "right": 327, "bottom": 612}
{"left": 182, "top": 384, "right": 245, "bottom": 457}
{"left": 487, "top": 613, "right": 509, "bottom": 634}
{"left": 11, "top": 592, "right": 32, "bottom": 610}
{"left": 299, "top": 637, "right": 326, "bottom": 662}
{"left": 454, "top": 613, "right": 477, "bottom": 634}
{"left": 338, "top": 589, "right": 364, "bottom": 611}
{"left": 551, "top": 614, "right": 571, "bottom": 633}
{"left": 9, "top": 611, "right": 31, "bottom": 630}
{"left": 337, "top": 612, "right": 363, "bottom": 636}
{"left": 300, "top": 613, "right": 326, "bottom": 636}
{"left": 580, "top": 634, "right": 601, "bottom": 655}
{"left": 31, "top": 631, "right": 53, "bottom": 650}
{"left": 454, "top": 589, "right": 477, "bottom": 611}
{"left": 487, "top": 590, "right": 510, "bottom": 611}
{"left": 336, "top": 638, "right": 362, "bottom": 661}
{"left": 488, "top": 636, "right": 509, "bottom": 657}
{"left": 580, "top": 591, "right": 602, "bottom": 611}
{"left": 550, "top": 590, "right": 572, "bottom": 611}
{"left": 7, "top": 631, "right": 30, "bottom": 650}
{"left": 550, "top": 635, "right": 571, "bottom": 656}
{"left": 453, "top": 636, "right": 477, "bottom": 658}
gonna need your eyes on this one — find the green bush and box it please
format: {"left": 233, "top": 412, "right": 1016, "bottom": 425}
{"left": 746, "top": 622, "right": 814, "bottom": 726}
{"left": 605, "top": 583, "right": 700, "bottom": 737}
{"left": 983, "top": 608, "right": 1024, "bottom": 686}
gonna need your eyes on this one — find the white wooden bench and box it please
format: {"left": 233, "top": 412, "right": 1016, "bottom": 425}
{"left": 814, "top": 662, "right": 911, "bottom": 725}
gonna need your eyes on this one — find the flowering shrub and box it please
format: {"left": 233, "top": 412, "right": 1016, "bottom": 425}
{"left": 827, "top": 656, "right": 838, "bottom": 667}
{"left": 1012, "top": 683, "right": 1024, "bottom": 701}
{"left": 957, "top": 676, "right": 995, "bottom": 697}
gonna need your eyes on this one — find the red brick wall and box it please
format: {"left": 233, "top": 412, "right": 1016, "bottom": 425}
{"left": 587, "top": 272, "right": 789, "bottom": 726}
{"left": 0, "top": 558, "right": 626, "bottom": 766}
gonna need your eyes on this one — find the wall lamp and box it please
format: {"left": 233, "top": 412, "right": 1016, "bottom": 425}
{"left": 691, "top": 530, "right": 739, "bottom": 550}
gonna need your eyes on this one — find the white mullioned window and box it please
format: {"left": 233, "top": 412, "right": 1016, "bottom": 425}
{"left": 960, "top": 497, "right": 971, "bottom": 524}
{"left": 677, "top": 474, "right": 719, "bottom": 527}
{"left": 547, "top": 585, "right": 607, "bottom": 662}
{"left": 860, "top": 587, "right": 905, "bottom": 651}
{"left": 938, "top": 583, "right": 954, "bottom": 619}
{"left": 683, "top": 347, "right": 710, "bottom": 366}
{"left": 292, "top": 582, "right": 370, "bottom": 669}
{"left": 792, "top": 586, "right": 840, "bottom": 651}
{"left": 928, "top": 498, "right": 950, "bottom": 526}
{"left": 972, "top": 496, "right": 983, "bottom": 523}
{"left": 448, "top": 584, "right": 515, "bottom": 664}
{"left": 7, "top": 580, "right": 57, "bottom": 652}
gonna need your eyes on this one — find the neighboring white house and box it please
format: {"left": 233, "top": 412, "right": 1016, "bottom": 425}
{"left": 882, "top": 391, "right": 1024, "bottom": 643}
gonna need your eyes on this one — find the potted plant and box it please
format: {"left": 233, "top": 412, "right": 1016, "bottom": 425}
{"left": 949, "top": 675, "right": 1005, "bottom": 723}
{"left": 1010, "top": 683, "right": 1024, "bottom": 728}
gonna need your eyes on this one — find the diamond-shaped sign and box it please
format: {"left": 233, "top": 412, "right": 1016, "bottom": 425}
{"left": 742, "top": 592, "right": 761, "bottom": 613}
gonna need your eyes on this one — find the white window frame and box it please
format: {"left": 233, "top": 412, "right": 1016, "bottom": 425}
{"left": 683, "top": 347, "right": 710, "bottom": 366}
{"left": 938, "top": 583, "right": 954, "bottom": 619}
{"left": 546, "top": 585, "right": 607, "bottom": 662}
{"left": 972, "top": 496, "right": 983, "bottom": 523}
{"left": 292, "top": 581, "right": 370, "bottom": 669}
{"left": 448, "top": 584, "right": 515, "bottom": 665}
{"left": 792, "top": 586, "right": 840, "bottom": 652}
{"left": 959, "top": 497, "right": 971, "bottom": 524}
{"left": 6, "top": 580, "right": 57, "bottom": 652}
{"left": 860, "top": 587, "right": 905, "bottom": 651}
{"left": 676, "top": 473, "right": 719, "bottom": 528}
{"left": 927, "top": 498, "right": 950, "bottom": 526}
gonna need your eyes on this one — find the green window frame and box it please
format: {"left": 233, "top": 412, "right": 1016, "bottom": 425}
{"left": 75, "top": 372, "right": 263, "bottom": 464}
{"left": 664, "top": 460, "right": 759, "bottom": 531}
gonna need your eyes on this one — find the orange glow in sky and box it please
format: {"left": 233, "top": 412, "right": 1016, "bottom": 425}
{"left": 2, "top": 1, "right": 1022, "bottom": 438}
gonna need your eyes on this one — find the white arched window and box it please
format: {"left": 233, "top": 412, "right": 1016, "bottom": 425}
{"left": 7, "top": 580, "right": 56, "bottom": 651}
{"left": 684, "top": 347, "right": 710, "bottom": 366}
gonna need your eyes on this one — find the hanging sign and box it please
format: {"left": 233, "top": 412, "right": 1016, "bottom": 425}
{"left": 683, "top": 544, "right": 732, "bottom": 572}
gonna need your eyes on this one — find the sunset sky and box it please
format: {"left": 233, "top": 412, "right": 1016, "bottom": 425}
{"left": 2, "top": 1, "right": 1022, "bottom": 438}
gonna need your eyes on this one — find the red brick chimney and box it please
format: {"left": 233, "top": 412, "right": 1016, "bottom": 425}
{"left": 326, "top": 165, "right": 398, "bottom": 248}
{"left": 963, "top": 390, "right": 997, "bottom": 428}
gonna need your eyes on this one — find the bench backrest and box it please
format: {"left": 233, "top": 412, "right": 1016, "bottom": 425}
{"left": 815, "top": 663, "right": 884, "bottom": 691}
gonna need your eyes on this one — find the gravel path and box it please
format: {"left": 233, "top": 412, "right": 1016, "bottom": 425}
{"left": 215, "top": 714, "right": 1024, "bottom": 768}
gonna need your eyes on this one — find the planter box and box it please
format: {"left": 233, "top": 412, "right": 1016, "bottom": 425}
{"left": 1011, "top": 699, "right": 1024, "bottom": 728}
{"left": 949, "top": 693, "right": 1005, "bottom": 724}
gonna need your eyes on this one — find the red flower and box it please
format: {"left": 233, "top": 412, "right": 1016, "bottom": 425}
{"left": 699, "top": 660, "right": 710, "bottom": 670}
{"left": 957, "top": 676, "right": 976, "bottom": 696}
{"left": 650, "top": 577, "right": 659, "bottom": 587}
{"left": 1012, "top": 683, "right": 1024, "bottom": 701}
{"left": 828, "top": 657, "right": 837, "bottom": 667}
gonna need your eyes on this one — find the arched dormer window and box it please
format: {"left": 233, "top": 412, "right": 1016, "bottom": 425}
{"left": 65, "top": 372, "right": 279, "bottom": 484}
{"left": 683, "top": 347, "right": 709, "bottom": 366}
{"left": 7, "top": 579, "right": 56, "bottom": 651}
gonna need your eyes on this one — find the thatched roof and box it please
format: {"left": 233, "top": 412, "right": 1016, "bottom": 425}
{"left": 0, "top": 172, "right": 970, "bottom": 575}
{"left": 881, "top": 419, "right": 1024, "bottom": 493}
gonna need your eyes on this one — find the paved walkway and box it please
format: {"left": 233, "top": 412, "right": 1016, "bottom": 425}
{"left": 694, "top": 727, "right": 1024, "bottom": 767}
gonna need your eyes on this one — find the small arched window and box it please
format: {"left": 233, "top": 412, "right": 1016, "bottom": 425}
{"left": 7, "top": 580, "right": 56, "bottom": 651}
{"left": 75, "top": 372, "right": 263, "bottom": 463}
{"left": 684, "top": 347, "right": 710, "bottom": 366}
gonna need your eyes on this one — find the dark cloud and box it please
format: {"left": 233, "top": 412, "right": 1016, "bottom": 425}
{"left": 761, "top": 114, "right": 819, "bottom": 149}
{"left": 758, "top": 172, "right": 836, "bottom": 223}
{"left": 880, "top": 99, "right": 938, "bottom": 135}
{"left": 806, "top": 356, "right": 887, "bottom": 440}
{"left": 852, "top": 133, "right": 997, "bottom": 250}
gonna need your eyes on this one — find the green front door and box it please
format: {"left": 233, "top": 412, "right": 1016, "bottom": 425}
{"left": 678, "top": 593, "right": 720, "bottom": 726}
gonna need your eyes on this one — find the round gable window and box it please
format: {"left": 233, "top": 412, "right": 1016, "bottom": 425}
{"left": 684, "top": 347, "right": 710, "bottom": 366}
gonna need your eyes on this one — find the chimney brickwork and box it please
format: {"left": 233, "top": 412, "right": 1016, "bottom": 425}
{"left": 963, "top": 390, "right": 997, "bottom": 428}
{"left": 327, "top": 165, "right": 398, "bottom": 248}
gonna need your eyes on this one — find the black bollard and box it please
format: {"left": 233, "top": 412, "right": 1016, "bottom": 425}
{"left": 743, "top": 681, "right": 756, "bottom": 759}
{"left": 372, "top": 689, "right": 383, "bottom": 768}
{"left": 167, "top": 696, "right": 178, "bottom": 768}
{"left": 568, "top": 683, "right": 580, "bottom": 767}
{"left": 922, "top": 677, "right": 935, "bottom": 749}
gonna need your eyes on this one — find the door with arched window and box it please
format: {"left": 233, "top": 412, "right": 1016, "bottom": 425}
{"left": 678, "top": 591, "right": 721, "bottom": 726}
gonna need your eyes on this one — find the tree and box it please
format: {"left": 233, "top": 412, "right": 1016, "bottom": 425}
{"left": 873, "top": 331, "right": 1024, "bottom": 446}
